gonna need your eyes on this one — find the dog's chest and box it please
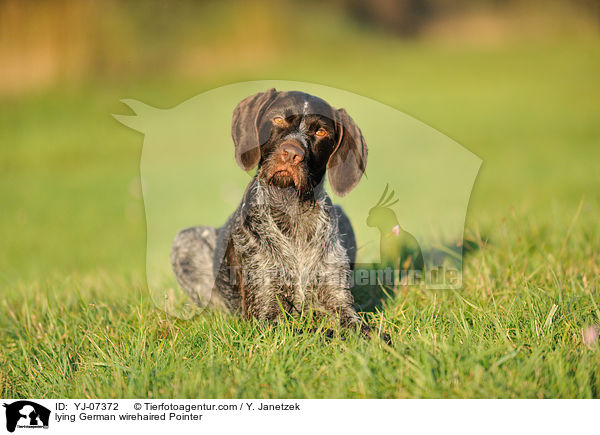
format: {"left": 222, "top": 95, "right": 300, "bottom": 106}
{"left": 235, "top": 200, "right": 342, "bottom": 295}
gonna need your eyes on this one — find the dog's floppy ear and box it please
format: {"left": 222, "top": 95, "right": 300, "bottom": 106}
{"left": 327, "top": 108, "right": 368, "bottom": 196}
{"left": 231, "top": 88, "right": 277, "bottom": 171}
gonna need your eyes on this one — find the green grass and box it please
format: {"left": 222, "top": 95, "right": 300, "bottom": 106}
{"left": 1, "top": 29, "right": 600, "bottom": 397}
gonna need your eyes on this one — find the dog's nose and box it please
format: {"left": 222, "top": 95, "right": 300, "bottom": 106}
{"left": 280, "top": 142, "right": 304, "bottom": 165}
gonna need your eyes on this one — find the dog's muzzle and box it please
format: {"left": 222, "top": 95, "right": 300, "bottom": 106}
{"left": 268, "top": 140, "right": 306, "bottom": 188}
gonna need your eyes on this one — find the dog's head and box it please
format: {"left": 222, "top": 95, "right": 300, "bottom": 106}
{"left": 231, "top": 88, "right": 368, "bottom": 197}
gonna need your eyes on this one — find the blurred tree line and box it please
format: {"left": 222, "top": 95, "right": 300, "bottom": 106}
{"left": 0, "top": 0, "right": 597, "bottom": 95}
{"left": 338, "top": 0, "right": 599, "bottom": 35}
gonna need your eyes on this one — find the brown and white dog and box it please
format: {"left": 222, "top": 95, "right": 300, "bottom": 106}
{"left": 171, "top": 88, "right": 387, "bottom": 340}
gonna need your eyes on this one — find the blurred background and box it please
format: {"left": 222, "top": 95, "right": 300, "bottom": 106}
{"left": 1, "top": 0, "right": 598, "bottom": 285}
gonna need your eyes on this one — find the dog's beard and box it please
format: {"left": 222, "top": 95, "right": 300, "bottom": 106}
{"left": 270, "top": 170, "right": 296, "bottom": 189}
{"left": 259, "top": 157, "right": 311, "bottom": 196}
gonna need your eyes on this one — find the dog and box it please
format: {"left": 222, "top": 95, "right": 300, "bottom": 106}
{"left": 171, "top": 88, "right": 386, "bottom": 340}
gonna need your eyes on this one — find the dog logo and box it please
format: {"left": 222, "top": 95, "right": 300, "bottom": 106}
{"left": 3, "top": 401, "right": 50, "bottom": 432}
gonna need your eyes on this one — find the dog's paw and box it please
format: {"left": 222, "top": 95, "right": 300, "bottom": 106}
{"left": 379, "top": 332, "right": 392, "bottom": 346}
{"left": 295, "top": 327, "right": 346, "bottom": 341}
{"left": 324, "top": 328, "right": 346, "bottom": 341}
{"left": 359, "top": 324, "right": 392, "bottom": 345}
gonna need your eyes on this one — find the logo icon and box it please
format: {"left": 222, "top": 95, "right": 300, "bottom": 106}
{"left": 366, "top": 184, "right": 424, "bottom": 272}
{"left": 3, "top": 401, "right": 50, "bottom": 433}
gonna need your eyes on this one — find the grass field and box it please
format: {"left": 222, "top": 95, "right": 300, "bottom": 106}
{"left": 1, "top": 28, "right": 599, "bottom": 398}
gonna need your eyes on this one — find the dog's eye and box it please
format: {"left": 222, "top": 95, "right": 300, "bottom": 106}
{"left": 315, "top": 128, "right": 328, "bottom": 137}
{"left": 272, "top": 117, "right": 285, "bottom": 125}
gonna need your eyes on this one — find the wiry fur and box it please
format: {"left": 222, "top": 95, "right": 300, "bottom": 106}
{"left": 171, "top": 89, "right": 378, "bottom": 338}
{"left": 215, "top": 178, "right": 361, "bottom": 324}
{"left": 172, "top": 178, "right": 364, "bottom": 329}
